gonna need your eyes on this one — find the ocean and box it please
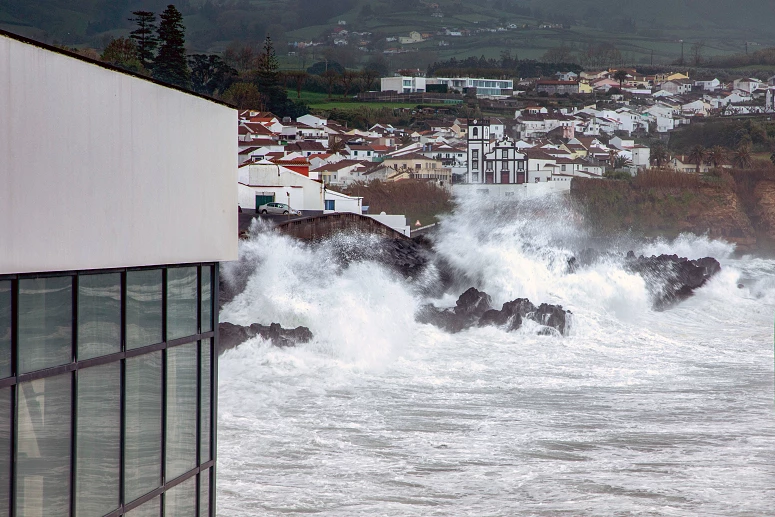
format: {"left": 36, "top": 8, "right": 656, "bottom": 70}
{"left": 217, "top": 196, "right": 775, "bottom": 516}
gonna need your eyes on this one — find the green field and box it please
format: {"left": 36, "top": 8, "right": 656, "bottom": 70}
{"left": 290, "top": 89, "right": 449, "bottom": 111}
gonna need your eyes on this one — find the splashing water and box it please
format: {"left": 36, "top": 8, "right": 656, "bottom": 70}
{"left": 218, "top": 196, "right": 775, "bottom": 516}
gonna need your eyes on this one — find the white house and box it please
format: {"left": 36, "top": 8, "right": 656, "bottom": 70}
{"left": 732, "top": 77, "right": 761, "bottom": 93}
{"left": 238, "top": 161, "right": 324, "bottom": 212}
{"left": 694, "top": 78, "right": 720, "bottom": 91}
{"left": 297, "top": 114, "right": 328, "bottom": 127}
{"left": 660, "top": 79, "right": 693, "bottom": 95}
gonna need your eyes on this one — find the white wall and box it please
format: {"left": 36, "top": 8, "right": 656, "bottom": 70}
{"left": 366, "top": 214, "right": 410, "bottom": 236}
{"left": 238, "top": 184, "right": 305, "bottom": 212}
{"left": 239, "top": 162, "right": 324, "bottom": 211}
{"left": 452, "top": 182, "right": 570, "bottom": 199}
{"left": 324, "top": 190, "right": 362, "bottom": 214}
{"left": 0, "top": 33, "right": 238, "bottom": 274}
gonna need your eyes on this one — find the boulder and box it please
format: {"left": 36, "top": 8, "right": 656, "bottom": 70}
{"left": 218, "top": 322, "right": 313, "bottom": 354}
{"left": 625, "top": 253, "right": 721, "bottom": 309}
{"left": 418, "top": 289, "right": 570, "bottom": 336}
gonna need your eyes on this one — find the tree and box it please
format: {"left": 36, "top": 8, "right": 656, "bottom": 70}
{"left": 287, "top": 71, "right": 308, "bottom": 99}
{"left": 129, "top": 11, "right": 158, "bottom": 68}
{"left": 690, "top": 41, "right": 705, "bottom": 66}
{"left": 613, "top": 69, "right": 628, "bottom": 89}
{"left": 707, "top": 145, "right": 727, "bottom": 169}
{"left": 360, "top": 68, "right": 380, "bottom": 93}
{"left": 321, "top": 69, "right": 340, "bottom": 99}
{"left": 688, "top": 145, "right": 707, "bottom": 173}
{"left": 188, "top": 54, "right": 236, "bottom": 96}
{"left": 613, "top": 155, "right": 633, "bottom": 170}
{"left": 650, "top": 143, "right": 670, "bottom": 168}
{"left": 153, "top": 5, "right": 190, "bottom": 89}
{"left": 339, "top": 70, "right": 357, "bottom": 99}
{"left": 101, "top": 37, "right": 142, "bottom": 72}
{"left": 732, "top": 143, "right": 753, "bottom": 169}
{"left": 327, "top": 135, "right": 346, "bottom": 153}
{"left": 222, "top": 42, "right": 255, "bottom": 73}
{"left": 399, "top": 133, "right": 413, "bottom": 146}
{"left": 222, "top": 82, "right": 264, "bottom": 110}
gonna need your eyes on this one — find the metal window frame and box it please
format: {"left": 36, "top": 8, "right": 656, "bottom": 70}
{"left": 2, "top": 263, "right": 219, "bottom": 517}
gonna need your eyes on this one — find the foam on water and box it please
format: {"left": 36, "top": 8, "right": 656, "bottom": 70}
{"left": 218, "top": 196, "right": 775, "bottom": 516}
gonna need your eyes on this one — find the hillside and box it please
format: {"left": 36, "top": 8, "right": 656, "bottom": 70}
{"left": 2, "top": 0, "right": 775, "bottom": 67}
{"left": 571, "top": 169, "right": 775, "bottom": 253}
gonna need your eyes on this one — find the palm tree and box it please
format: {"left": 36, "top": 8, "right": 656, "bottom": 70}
{"left": 707, "top": 145, "right": 727, "bottom": 169}
{"left": 612, "top": 69, "right": 628, "bottom": 89}
{"left": 732, "top": 143, "right": 753, "bottom": 169}
{"left": 687, "top": 145, "right": 706, "bottom": 173}
{"left": 614, "top": 155, "right": 633, "bottom": 170}
{"left": 650, "top": 143, "right": 670, "bottom": 168}
{"left": 608, "top": 149, "right": 618, "bottom": 168}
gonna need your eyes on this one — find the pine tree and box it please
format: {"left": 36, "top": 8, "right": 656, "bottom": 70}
{"left": 254, "top": 37, "right": 289, "bottom": 114}
{"left": 129, "top": 11, "right": 158, "bottom": 68}
{"left": 153, "top": 5, "right": 190, "bottom": 89}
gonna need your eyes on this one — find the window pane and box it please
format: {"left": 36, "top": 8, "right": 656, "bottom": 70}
{"left": 75, "top": 363, "right": 120, "bottom": 517}
{"left": 167, "top": 268, "right": 197, "bottom": 341}
{"left": 15, "top": 374, "right": 71, "bottom": 516}
{"left": 126, "top": 270, "right": 162, "bottom": 350}
{"left": 0, "top": 281, "right": 11, "bottom": 378}
{"left": 125, "top": 497, "right": 160, "bottom": 517}
{"left": 200, "top": 340, "right": 211, "bottom": 463}
{"left": 77, "top": 273, "right": 121, "bottom": 360}
{"left": 125, "top": 352, "right": 162, "bottom": 502}
{"left": 166, "top": 342, "right": 197, "bottom": 479}
{"left": 164, "top": 476, "right": 196, "bottom": 517}
{"left": 0, "top": 388, "right": 11, "bottom": 517}
{"left": 199, "top": 470, "right": 210, "bottom": 517}
{"left": 18, "top": 277, "right": 72, "bottom": 374}
{"left": 200, "top": 267, "right": 212, "bottom": 333}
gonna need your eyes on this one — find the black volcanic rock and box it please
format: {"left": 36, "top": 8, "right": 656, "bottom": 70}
{"left": 218, "top": 322, "right": 313, "bottom": 354}
{"left": 419, "top": 289, "right": 571, "bottom": 336}
{"left": 625, "top": 253, "right": 721, "bottom": 309}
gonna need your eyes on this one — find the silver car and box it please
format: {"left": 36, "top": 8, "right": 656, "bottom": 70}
{"left": 258, "top": 202, "right": 301, "bottom": 215}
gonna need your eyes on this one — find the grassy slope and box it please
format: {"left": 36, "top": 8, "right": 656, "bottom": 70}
{"left": 3, "top": 0, "right": 775, "bottom": 64}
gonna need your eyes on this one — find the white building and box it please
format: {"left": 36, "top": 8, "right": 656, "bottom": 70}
{"left": 381, "top": 76, "right": 514, "bottom": 97}
{"left": 1, "top": 29, "right": 235, "bottom": 516}
{"left": 238, "top": 161, "right": 324, "bottom": 213}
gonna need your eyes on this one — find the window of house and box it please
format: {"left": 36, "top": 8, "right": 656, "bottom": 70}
{"left": 126, "top": 270, "right": 162, "bottom": 350}
{"left": 472, "top": 127, "right": 478, "bottom": 138}
{"left": 325, "top": 200, "right": 335, "bottom": 211}
{"left": 561, "top": 165, "right": 566, "bottom": 171}
{"left": 502, "top": 150, "right": 508, "bottom": 159}
{"left": 167, "top": 267, "right": 198, "bottom": 341}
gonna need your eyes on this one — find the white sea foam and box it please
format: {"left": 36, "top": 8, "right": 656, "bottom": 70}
{"left": 218, "top": 197, "right": 775, "bottom": 517}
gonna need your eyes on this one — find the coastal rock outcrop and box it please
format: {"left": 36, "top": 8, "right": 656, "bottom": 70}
{"left": 418, "top": 287, "right": 571, "bottom": 335}
{"left": 624, "top": 253, "right": 721, "bottom": 309}
{"left": 219, "top": 322, "right": 313, "bottom": 354}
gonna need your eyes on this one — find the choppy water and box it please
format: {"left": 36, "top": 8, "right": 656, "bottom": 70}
{"left": 217, "top": 197, "right": 775, "bottom": 516}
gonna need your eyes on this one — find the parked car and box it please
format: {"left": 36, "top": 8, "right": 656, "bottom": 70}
{"left": 258, "top": 202, "right": 301, "bottom": 215}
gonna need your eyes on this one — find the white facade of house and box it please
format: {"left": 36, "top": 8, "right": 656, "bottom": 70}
{"left": 694, "top": 78, "right": 720, "bottom": 91}
{"left": 297, "top": 114, "right": 328, "bottom": 127}
{"left": 238, "top": 162, "right": 324, "bottom": 212}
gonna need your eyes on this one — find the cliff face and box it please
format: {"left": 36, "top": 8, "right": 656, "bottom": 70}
{"left": 570, "top": 176, "right": 775, "bottom": 253}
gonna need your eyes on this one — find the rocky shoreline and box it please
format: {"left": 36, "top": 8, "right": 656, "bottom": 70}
{"left": 219, "top": 233, "right": 722, "bottom": 352}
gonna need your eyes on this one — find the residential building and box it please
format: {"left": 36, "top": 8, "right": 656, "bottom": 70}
{"left": 381, "top": 76, "right": 513, "bottom": 97}
{"left": 535, "top": 80, "right": 580, "bottom": 95}
{"left": 660, "top": 79, "right": 693, "bottom": 95}
{"left": 0, "top": 29, "right": 236, "bottom": 516}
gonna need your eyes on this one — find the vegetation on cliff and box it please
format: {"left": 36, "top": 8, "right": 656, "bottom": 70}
{"left": 571, "top": 168, "right": 775, "bottom": 252}
{"left": 341, "top": 180, "right": 452, "bottom": 227}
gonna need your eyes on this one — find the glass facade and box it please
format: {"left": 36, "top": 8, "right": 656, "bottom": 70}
{"left": 0, "top": 264, "right": 217, "bottom": 516}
